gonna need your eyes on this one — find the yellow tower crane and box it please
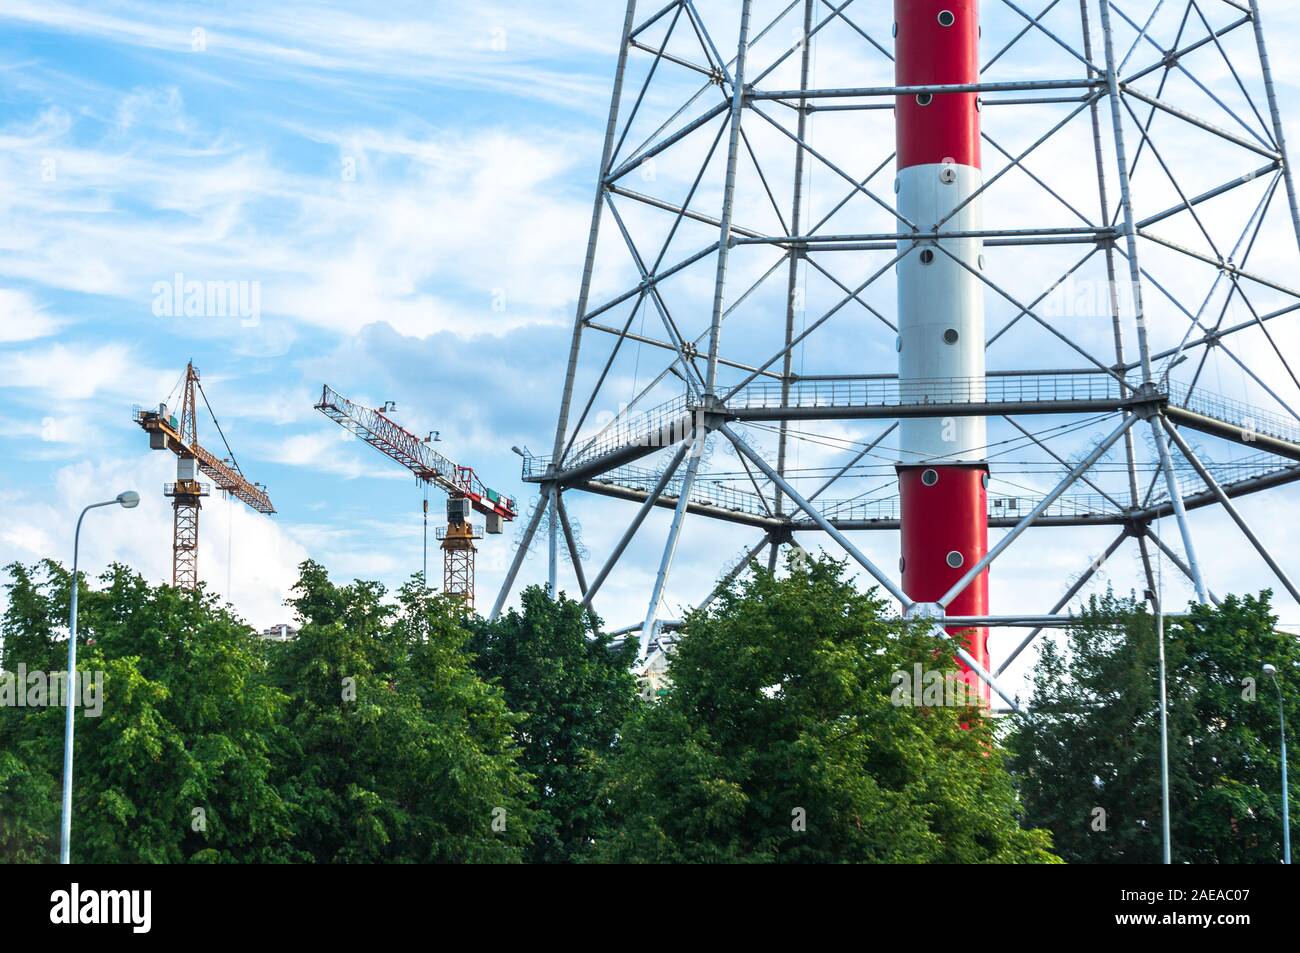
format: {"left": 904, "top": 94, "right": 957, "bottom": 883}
{"left": 134, "top": 362, "right": 275, "bottom": 588}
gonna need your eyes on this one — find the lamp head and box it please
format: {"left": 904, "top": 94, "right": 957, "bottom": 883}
{"left": 116, "top": 491, "right": 141, "bottom": 509}
{"left": 1263, "top": 663, "right": 1279, "bottom": 678}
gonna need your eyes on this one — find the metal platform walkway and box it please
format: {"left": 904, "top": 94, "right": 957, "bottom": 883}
{"left": 573, "top": 451, "right": 1300, "bottom": 532}
{"left": 522, "top": 376, "right": 1300, "bottom": 486}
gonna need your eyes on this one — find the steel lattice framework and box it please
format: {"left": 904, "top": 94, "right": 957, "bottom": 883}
{"left": 492, "top": 0, "right": 1300, "bottom": 709}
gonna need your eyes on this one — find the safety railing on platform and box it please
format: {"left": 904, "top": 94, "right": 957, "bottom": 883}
{"left": 1169, "top": 382, "right": 1300, "bottom": 445}
{"left": 589, "top": 464, "right": 772, "bottom": 518}
{"left": 1150, "top": 451, "right": 1300, "bottom": 505}
{"left": 523, "top": 395, "right": 693, "bottom": 478}
{"left": 582, "top": 462, "right": 1134, "bottom": 525}
{"left": 522, "top": 376, "right": 1300, "bottom": 484}
{"left": 573, "top": 451, "right": 1298, "bottom": 526}
{"left": 729, "top": 373, "right": 1135, "bottom": 412}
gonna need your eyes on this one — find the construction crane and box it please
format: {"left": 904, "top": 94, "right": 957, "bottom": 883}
{"left": 134, "top": 362, "right": 275, "bottom": 588}
{"left": 314, "top": 385, "right": 517, "bottom": 610}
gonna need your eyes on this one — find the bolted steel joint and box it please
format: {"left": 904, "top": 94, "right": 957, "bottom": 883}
{"left": 904, "top": 601, "right": 946, "bottom": 623}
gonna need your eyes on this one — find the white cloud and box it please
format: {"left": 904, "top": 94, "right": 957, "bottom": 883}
{"left": 0, "top": 0, "right": 617, "bottom": 109}
{"left": 0, "top": 97, "right": 596, "bottom": 341}
{"left": 272, "top": 430, "right": 409, "bottom": 481}
{"left": 0, "top": 289, "right": 61, "bottom": 342}
{"left": 0, "top": 342, "right": 137, "bottom": 400}
{"left": 114, "top": 85, "right": 190, "bottom": 133}
{"left": 0, "top": 453, "right": 311, "bottom": 630}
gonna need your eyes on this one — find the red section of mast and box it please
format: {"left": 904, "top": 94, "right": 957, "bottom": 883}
{"left": 899, "top": 468, "right": 990, "bottom": 675}
{"left": 894, "top": 0, "right": 991, "bottom": 689}
{"left": 895, "top": 0, "right": 982, "bottom": 170}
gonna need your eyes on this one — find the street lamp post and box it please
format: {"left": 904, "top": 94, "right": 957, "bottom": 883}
{"left": 1263, "top": 662, "right": 1291, "bottom": 864}
{"left": 59, "top": 491, "right": 140, "bottom": 865}
{"left": 1146, "top": 589, "right": 1173, "bottom": 864}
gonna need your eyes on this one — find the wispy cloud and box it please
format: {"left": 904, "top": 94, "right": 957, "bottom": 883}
{"left": 0, "top": 289, "right": 63, "bottom": 342}
{"left": 0, "top": 0, "right": 617, "bottom": 109}
{"left": 0, "top": 85, "right": 600, "bottom": 340}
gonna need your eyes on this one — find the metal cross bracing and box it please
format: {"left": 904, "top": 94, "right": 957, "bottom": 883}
{"left": 495, "top": 0, "right": 1300, "bottom": 708}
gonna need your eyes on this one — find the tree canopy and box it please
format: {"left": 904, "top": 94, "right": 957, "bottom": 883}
{"left": 267, "top": 563, "right": 534, "bottom": 862}
{"left": 1, "top": 559, "right": 291, "bottom": 862}
{"left": 592, "top": 554, "right": 1059, "bottom": 863}
{"left": 22, "top": 552, "right": 1245, "bottom": 864}
{"left": 1009, "top": 590, "right": 1300, "bottom": 864}
{"left": 469, "top": 586, "right": 638, "bottom": 863}
{"left": 0, "top": 560, "right": 534, "bottom": 863}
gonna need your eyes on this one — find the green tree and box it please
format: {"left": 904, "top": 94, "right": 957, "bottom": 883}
{"left": 594, "top": 554, "right": 1058, "bottom": 863}
{"left": 1, "top": 560, "right": 68, "bottom": 673}
{"left": 470, "top": 586, "right": 638, "bottom": 862}
{"left": 1009, "top": 591, "right": 1300, "bottom": 863}
{"left": 269, "top": 562, "right": 535, "bottom": 862}
{"left": 0, "top": 561, "right": 293, "bottom": 863}
{"left": 0, "top": 561, "right": 66, "bottom": 862}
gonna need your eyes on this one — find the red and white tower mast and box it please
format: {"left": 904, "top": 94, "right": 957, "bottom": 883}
{"left": 506, "top": 0, "right": 1300, "bottom": 712}
{"left": 895, "top": 0, "right": 990, "bottom": 687}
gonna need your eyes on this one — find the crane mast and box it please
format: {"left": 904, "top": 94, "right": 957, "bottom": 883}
{"left": 314, "top": 385, "right": 517, "bottom": 609}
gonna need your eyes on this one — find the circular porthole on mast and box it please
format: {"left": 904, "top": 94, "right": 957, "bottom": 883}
{"left": 946, "top": 550, "right": 965, "bottom": 569}
{"left": 938, "top": 10, "right": 956, "bottom": 27}
{"left": 916, "top": 93, "right": 933, "bottom": 107}
{"left": 922, "top": 468, "right": 939, "bottom": 487}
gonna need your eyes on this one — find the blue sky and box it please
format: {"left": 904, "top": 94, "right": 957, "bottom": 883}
{"left": 3, "top": 1, "right": 1300, "bottom": 695}
{"left": 0, "top": 1, "right": 634, "bottom": 627}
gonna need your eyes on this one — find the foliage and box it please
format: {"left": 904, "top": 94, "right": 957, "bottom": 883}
{"left": 469, "top": 586, "right": 638, "bottom": 862}
{"left": 1009, "top": 590, "right": 1299, "bottom": 864}
{"left": 269, "top": 563, "right": 534, "bottom": 862}
{"left": 0, "top": 560, "right": 534, "bottom": 863}
{"left": 1, "top": 560, "right": 291, "bottom": 862}
{"left": 593, "top": 554, "right": 1059, "bottom": 864}
{"left": 12, "top": 551, "right": 1289, "bottom": 865}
